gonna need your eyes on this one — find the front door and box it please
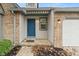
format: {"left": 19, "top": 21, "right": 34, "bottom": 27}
{"left": 27, "top": 19, "right": 35, "bottom": 36}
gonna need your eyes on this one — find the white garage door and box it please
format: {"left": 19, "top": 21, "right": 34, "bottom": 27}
{"left": 63, "top": 19, "right": 79, "bottom": 46}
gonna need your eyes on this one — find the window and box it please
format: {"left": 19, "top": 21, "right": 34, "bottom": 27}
{"left": 40, "top": 17, "right": 48, "bottom": 30}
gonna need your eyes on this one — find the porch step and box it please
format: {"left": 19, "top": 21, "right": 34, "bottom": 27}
{"left": 26, "top": 40, "right": 34, "bottom": 42}
{"left": 21, "top": 39, "right": 52, "bottom": 46}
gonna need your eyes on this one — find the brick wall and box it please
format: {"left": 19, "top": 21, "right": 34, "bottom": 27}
{"left": 1, "top": 3, "right": 20, "bottom": 45}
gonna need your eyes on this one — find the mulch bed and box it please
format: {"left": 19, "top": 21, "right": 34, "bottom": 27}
{"left": 5, "top": 45, "right": 21, "bottom": 56}
{"left": 32, "top": 45, "right": 70, "bottom": 56}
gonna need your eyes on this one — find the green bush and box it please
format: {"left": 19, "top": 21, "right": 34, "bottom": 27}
{"left": 0, "top": 39, "right": 12, "bottom": 56}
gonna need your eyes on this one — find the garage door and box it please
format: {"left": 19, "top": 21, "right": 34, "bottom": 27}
{"left": 63, "top": 19, "right": 79, "bottom": 46}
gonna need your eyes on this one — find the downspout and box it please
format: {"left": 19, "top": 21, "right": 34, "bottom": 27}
{"left": 11, "top": 10, "right": 16, "bottom": 46}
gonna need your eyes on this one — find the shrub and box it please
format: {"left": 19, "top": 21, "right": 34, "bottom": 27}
{"left": 0, "top": 39, "right": 12, "bottom": 56}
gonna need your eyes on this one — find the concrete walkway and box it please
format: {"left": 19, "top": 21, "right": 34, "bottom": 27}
{"left": 17, "top": 46, "right": 33, "bottom": 56}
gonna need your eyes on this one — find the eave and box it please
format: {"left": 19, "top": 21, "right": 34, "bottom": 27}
{"left": 26, "top": 10, "right": 50, "bottom": 15}
{"left": 11, "top": 7, "right": 79, "bottom": 15}
{"left": 53, "top": 7, "right": 79, "bottom": 12}
{"left": 11, "top": 8, "right": 50, "bottom": 16}
{"left": 10, "top": 8, "right": 26, "bottom": 15}
{"left": 25, "top": 8, "right": 50, "bottom": 16}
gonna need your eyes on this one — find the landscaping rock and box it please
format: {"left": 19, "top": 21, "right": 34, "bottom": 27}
{"left": 6, "top": 45, "right": 21, "bottom": 56}
{"left": 32, "top": 45, "right": 72, "bottom": 56}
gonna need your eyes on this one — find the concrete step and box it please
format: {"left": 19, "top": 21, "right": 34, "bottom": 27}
{"left": 21, "top": 39, "right": 52, "bottom": 46}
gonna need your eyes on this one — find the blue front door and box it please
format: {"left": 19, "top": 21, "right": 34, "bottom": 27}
{"left": 27, "top": 19, "right": 35, "bottom": 36}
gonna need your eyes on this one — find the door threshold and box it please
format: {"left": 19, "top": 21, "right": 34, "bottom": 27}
{"left": 26, "top": 36, "right": 35, "bottom": 42}
{"left": 27, "top": 36, "right": 35, "bottom": 38}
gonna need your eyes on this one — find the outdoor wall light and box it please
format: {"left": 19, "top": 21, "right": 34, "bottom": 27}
{"left": 57, "top": 19, "right": 61, "bottom": 23}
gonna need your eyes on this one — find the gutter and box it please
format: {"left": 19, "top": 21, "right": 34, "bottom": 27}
{"left": 11, "top": 10, "right": 16, "bottom": 46}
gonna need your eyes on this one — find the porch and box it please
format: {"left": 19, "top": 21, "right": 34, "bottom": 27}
{"left": 19, "top": 8, "right": 54, "bottom": 47}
